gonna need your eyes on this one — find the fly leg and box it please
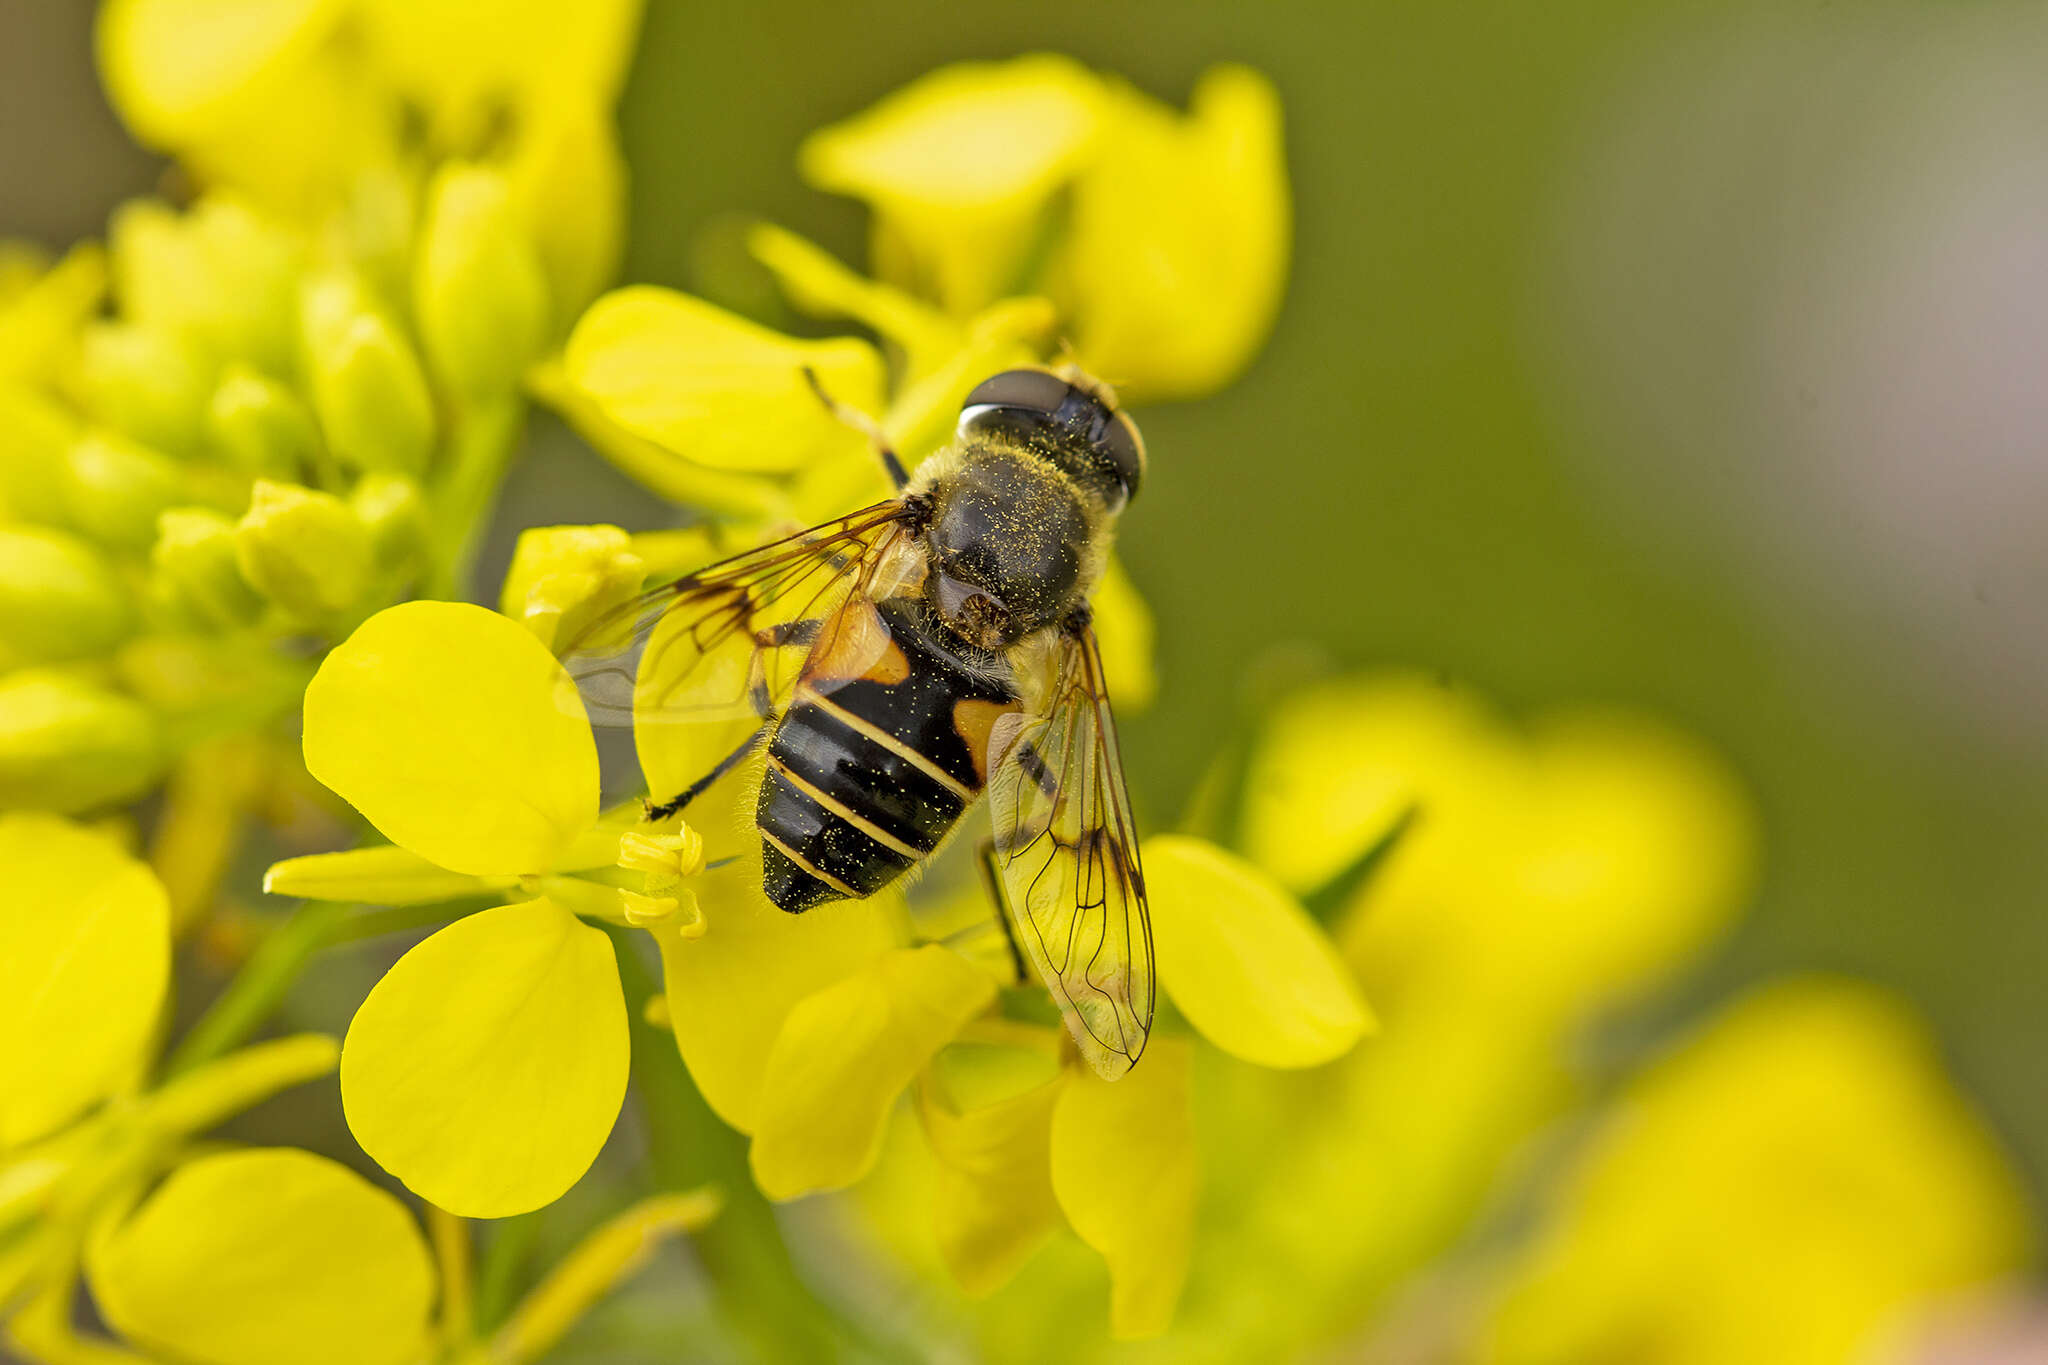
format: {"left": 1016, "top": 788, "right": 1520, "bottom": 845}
{"left": 975, "top": 840, "right": 1030, "bottom": 985}
{"left": 642, "top": 618, "right": 820, "bottom": 821}
{"left": 802, "top": 365, "right": 909, "bottom": 489}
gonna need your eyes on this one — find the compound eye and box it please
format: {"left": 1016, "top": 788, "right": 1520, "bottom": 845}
{"left": 960, "top": 368, "right": 1072, "bottom": 417}
{"left": 1098, "top": 409, "right": 1146, "bottom": 500}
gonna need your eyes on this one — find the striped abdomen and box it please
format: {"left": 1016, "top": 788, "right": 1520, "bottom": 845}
{"left": 758, "top": 597, "right": 1018, "bottom": 913}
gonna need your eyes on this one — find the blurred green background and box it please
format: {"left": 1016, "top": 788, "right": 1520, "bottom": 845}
{"left": 8, "top": 0, "right": 2044, "bottom": 1225}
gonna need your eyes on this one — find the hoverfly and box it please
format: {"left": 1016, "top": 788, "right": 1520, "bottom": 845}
{"left": 560, "top": 367, "right": 1154, "bottom": 1079}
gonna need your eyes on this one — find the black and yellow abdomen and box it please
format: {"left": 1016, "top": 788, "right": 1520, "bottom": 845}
{"left": 757, "top": 597, "right": 1018, "bottom": 913}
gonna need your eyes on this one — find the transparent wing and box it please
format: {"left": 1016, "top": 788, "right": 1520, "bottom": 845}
{"left": 556, "top": 502, "right": 920, "bottom": 810}
{"left": 986, "top": 624, "right": 1155, "bottom": 1079}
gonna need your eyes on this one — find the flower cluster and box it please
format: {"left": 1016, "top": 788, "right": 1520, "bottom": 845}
{"left": 0, "top": 0, "right": 638, "bottom": 936}
{"left": 0, "top": 811, "right": 710, "bottom": 1365}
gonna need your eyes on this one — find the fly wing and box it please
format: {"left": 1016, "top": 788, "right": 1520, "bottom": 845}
{"left": 556, "top": 502, "right": 921, "bottom": 808}
{"left": 985, "top": 623, "right": 1155, "bottom": 1079}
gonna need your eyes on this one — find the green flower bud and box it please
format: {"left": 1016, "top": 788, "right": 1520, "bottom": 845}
{"left": 62, "top": 431, "right": 187, "bottom": 549}
{"left": 0, "top": 385, "right": 78, "bottom": 524}
{"left": 0, "top": 669, "right": 162, "bottom": 812}
{"left": 152, "top": 508, "right": 262, "bottom": 629}
{"left": 498, "top": 523, "right": 645, "bottom": 652}
{"left": 188, "top": 196, "right": 306, "bottom": 376}
{"left": 349, "top": 472, "right": 429, "bottom": 573}
{"left": 300, "top": 275, "right": 436, "bottom": 476}
{"left": 112, "top": 196, "right": 305, "bottom": 379}
{"left": 234, "top": 479, "right": 372, "bottom": 621}
{"left": 0, "top": 527, "right": 132, "bottom": 667}
{"left": 207, "top": 363, "right": 323, "bottom": 482}
{"left": 416, "top": 164, "right": 550, "bottom": 400}
{"left": 77, "top": 321, "right": 212, "bottom": 459}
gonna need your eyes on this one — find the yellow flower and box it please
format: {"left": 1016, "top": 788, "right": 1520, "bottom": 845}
{"left": 801, "top": 56, "right": 1290, "bottom": 401}
{"left": 1472, "top": 978, "right": 2034, "bottom": 1365}
{"left": 266, "top": 600, "right": 634, "bottom": 1216}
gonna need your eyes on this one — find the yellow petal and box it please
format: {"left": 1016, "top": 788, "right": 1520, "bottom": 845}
{"left": 357, "top": 0, "right": 641, "bottom": 142}
{"left": 651, "top": 853, "right": 902, "bottom": 1133}
{"left": 497, "top": 523, "right": 645, "bottom": 653}
{"left": 303, "top": 602, "right": 599, "bottom": 876}
{"left": 96, "top": 0, "right": 344, "bottom": 147}
{"left": 262, "top": 844, "right": 510, "bottom": 904}
{"left": 563, "top": 285, "right": 885, "bottom": 473}
{"left": 87, "top": 1148, "right": 433, "bottom": 1365}
{"left": 340, "top": 899, "right": 628, "bottom": 1217}
{"left": 749, "top": 946, "right": 995, "bottom": 1200}
{"left": 1146, "top": 834, "right": 1372, "bottom": 1068}
{"left": 1241, "top": 672, "right": 1502, "bottom": 898}
{"left": 1050, "top": 1037, "right": 1197, "bottom": 1338}
{"left": 801, "top": 55, "right": 1103, "bottom": 315}
{"left": 0, "top": 814, "right": 169, "bottom": 1146}
{"left": 1475, "top": 979, "right": 2033, "bottom": 1365}
{"left": 919, "top": 1046, "right": 1065, "bottom": 1296}
{"left": 1056, "top": 66, "right": 1289, "bottom": 402}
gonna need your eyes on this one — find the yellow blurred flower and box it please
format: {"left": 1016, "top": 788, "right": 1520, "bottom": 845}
{"left": 96, "top": 0, "right": 637, "bottom": 307}
{"left": 1472, "top": 978, "right": 2034, "bottom": 1365}
{"left": 801, "top": 55, "right": 1290, "bottom": 401}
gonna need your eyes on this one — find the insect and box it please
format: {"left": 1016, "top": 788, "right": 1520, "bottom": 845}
{"left": 560, "top": 366, "right": 1154, "bottom": 1079}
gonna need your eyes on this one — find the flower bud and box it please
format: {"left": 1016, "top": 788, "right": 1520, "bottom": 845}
{"left": 76, "top": 320, "right": 212, "bottom": 459}
{"left": 234, "top": 479, "right": 373, "bottom": 622}
{"left": 0, "top": 527, "right": 132, "bottom": 667}
{"left": 300, "top": 275, "right": 435, "bottom": 476}
{"left": 206, "top": 364, "right": 323, "bottom": 482}
{"left": 0, "top": 669, "right": 162, "bottom": 812}
{"left": 152, "top": 508, "right": 262, "bottom": 629}
{"left": 349, "top": 472, "right": 430, "bottom": 573}
{"left": 498, "top": 523, "right": 644, "bottom": 651}
{"left": 415, "top": 164, "right": 549, "bottom": 400}
{"left": 0, "top": 386, "right": 81, "bottom": 525}
{"left": 62, "top": 431, "right": 187, "bottom": 549}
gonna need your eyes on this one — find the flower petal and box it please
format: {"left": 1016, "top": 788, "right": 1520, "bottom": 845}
{"left": 0, "top": 814, "right": 169, "bottom": 1146}
{"left": 800, "top": 55, "right": 1103, "bottom": 315}
{"left": 1050, "top": 1037, "right": 1197, "bottom": 1339}
{"left": 1055, "top": 65, "right": 1289, "bottom": 402}
{"left": 97, "top": 0, "right": 344, "bottom": 147}
{"left": 653, "top": 852, "right": 902, "bottom": 1133}
{"left": 749, "top": 945, "right": 995, "bottom": 1200}
{"left": 357, "top": 0, "right": 641, "bottom": 137}
{"left": 919, "top": 1046, "right": 1065, "bottom": 1296}
{"left": 1146, "top": 834, "right": 1372, "bottom": 1068}
{"left": 340, "top": 899, "right": 628, "bottom": 1217}
{"left": 563, "top": 286, "right": 885, "bottom": 473}
{"left": 87, "top": 1148, "right": 433, "bottom": 1365}
{"left": 1240, "top": 673, "right": 1502, "bottom": 898}
{"left": 304, "top": 601, "right": 598, "bottom": 876}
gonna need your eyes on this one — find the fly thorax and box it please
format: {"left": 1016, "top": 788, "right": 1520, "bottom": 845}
{"left": 924, "top": 451, "right": 1093, "bottom": 648}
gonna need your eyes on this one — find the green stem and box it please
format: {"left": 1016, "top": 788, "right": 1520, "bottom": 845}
{"left": 606, "top": 928, "right": 850, "bottom": 1365}
{"left": 165, "top": 898, "right": 493, "bottom": 1077}
{"left": 427, "top": 397, "right": 525, "bottom": 601}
